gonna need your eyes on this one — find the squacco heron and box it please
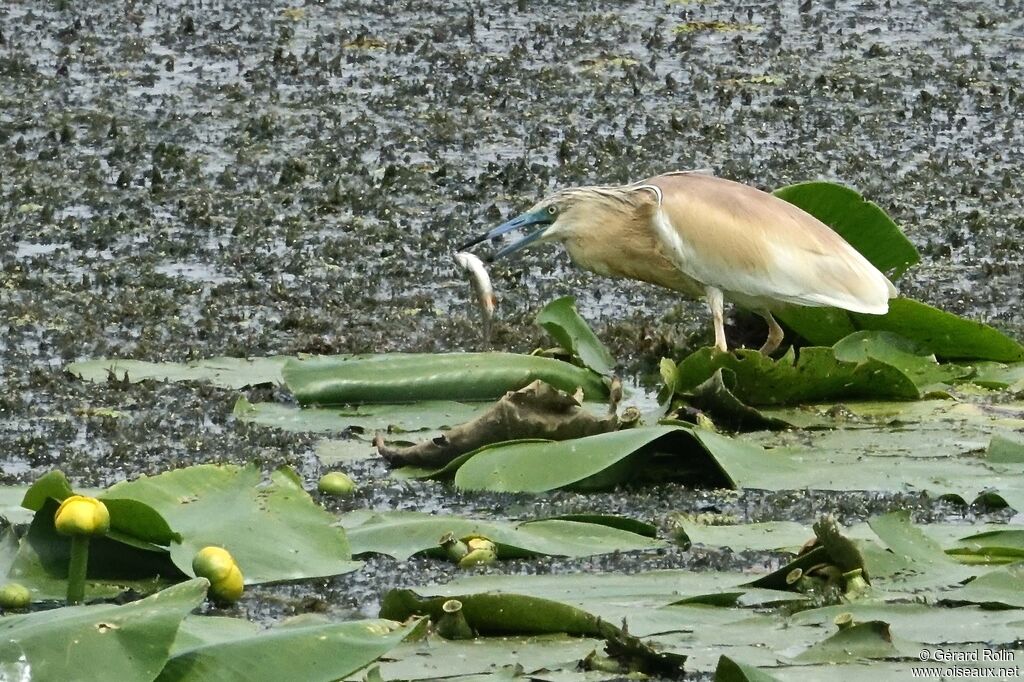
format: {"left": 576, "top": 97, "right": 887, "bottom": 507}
{"left": 460, "top": 171, "right": 897, "bottom": 354}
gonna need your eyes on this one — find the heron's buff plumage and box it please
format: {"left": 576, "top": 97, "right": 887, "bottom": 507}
{"left": 555, "top": 189, "right": 705, "bottom": 297}
{"left": 549, "top": 173, "right": 895, "bottom": 315}
{"left": 486, "top": 171, "right": 898, "bottom": 353}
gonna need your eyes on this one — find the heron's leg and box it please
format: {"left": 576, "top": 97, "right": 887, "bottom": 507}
{"left": 705, "top": 286, "right": 727, "bottom": 352}
{"left": 758, "top": 310, "right": 784, "bottom": 355}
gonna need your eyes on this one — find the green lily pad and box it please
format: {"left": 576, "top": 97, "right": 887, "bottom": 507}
{"left": 949, "top": 529, "right": 1024, "bottom": 564}
{"left": 541, "top": 513, "right": 658, "bottom": 538}
{"left": 789, "top": 602, "right": 1024, "bottom": 645}
{"left": 771, "top": 184, "right": 1023, "bottom": 361}
{"left": 715, "top": 656, "right": 784, "bottom": 682}
{"left": 0, "top": 579, "right": 207, "bottom": 681}
{"left": 674, "top": 520, "right": 811, "bottom": 553}
{"left": 536, "top": 296, "right": 616, "bottom": 375}
{"left": 159, "top": 617, "right": 419, "bottom": 682}
{"left": 373, "top": 634, "right": 601, "bottom": 682}
{"left": 987, "top": 433, "right": 1024, "bottom": 463}
{"left": 781, "top": 299, "right": 1024, "bottom": 363}
{"left": 952, "top": 563, "right": 1024, "bottom": 608}
{"left": 670, "top": 346, "right": 919, "bottom": 406}
{"left": 283, "top": 353, "right": 608, "bottom": 405}
{"left": 380, "top": 589, "right": 686, "bottom": 676}
{"left": 452, "top": 426, "right": 725, "bottom": 493}
{"left": 852, "top": 299, "right": 1024, "bottom": 362}
{"left": 773, "top": 181, "right": 919, "bottom": 281}
{"left": 679, "top": 367, "right": 795, "bottom": 430}
{"left": 66, "top": 356, "right": 289, "bottom": 388}
{"left": 314, "top": 438, "right": 377, "bottom": 464}
{"left": 868, "top": 512, "right": 978, "bottom": 585}
{"left": 233, "top": 396, "right": 488, "bottom": 434}
{"left": 790, "top": 621, "right": 899, "bottom": 663}
{"left": 340, "top": 510, "right": 664, "bottom": 560}
{"left": 169, "top": 615, "right": 261, "bottom": 653}
{"left": 7, "top": 497, "right": 181, "bottom": 600}
{"left": 103, "top": 464, "right": 360, "bottom": 583}
{"left": 970, "top": 361, "right": 1024, "bottom": 389}
{"left": 832, "top": 331, "right": 972, "bottom": 391}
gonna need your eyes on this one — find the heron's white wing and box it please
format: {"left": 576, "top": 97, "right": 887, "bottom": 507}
{"left": 645, "top": 174, "right": 896, "bottom": 312}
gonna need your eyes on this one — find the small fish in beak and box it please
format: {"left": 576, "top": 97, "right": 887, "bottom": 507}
{"left": 454, "top": 251, "right": 497, "bottom": 344}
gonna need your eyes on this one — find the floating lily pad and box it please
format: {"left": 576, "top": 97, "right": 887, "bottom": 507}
{"left": 340, "top": 510, "right": 664, "bottom": 560}
{"left": 314, "top": 438, "right": 377, "bottom": 464}
{"left": 970, "top": 361, "right": 1024, "bottom": 390}
{"left": 13, "top": 473, "right": 183, "bottom": 595}
{"left": 948, "top": 529, "right": 1024, "bottom": 564}
{"left": 852, "top": 299, "right": 1024, "bottom": 362}
{"left": 674, "top": 520, "right": 810, "bottom": 553}
{"left": 0, "top": 579, "right": 206, "bottom": 681}
{"left": 773, "top": 181, "right": 919, "bottom": 281}
{"left": 679, "top": 368, "right": 795, "bottom": 430}
{"left": 283, "top": 353, "right": 609, "bottom": 405}
{"left": 159, "top": 617, "right": 419, "bottom": 682}
{"left": 781, "top": 300, "right": 1024, "bottom": 363}
{"left": 66, "top": 356, "right": 289, "bottom": 388}
{"left": 715, "top": 656, "right": 784, "bottom": 682}
{"left": 380, "top": 589, "right": 686, "bottom": 676}
{"left": 375, "top": 634, "right": 601, "bottom": 682}
{"left": 536, "top": 296, "right": 616, "bottom": 375}
{"left": 668, "top": 345, "right": 920, "bottom": 406}
{"left": 987, "top": 433, "right": 1024, "bottom": 463}
{"left": 790, "top": 621, "right": 900, "bottom": 663}
{"left": 832, "top": 331, "right": 972, "bottom": 392}
{"left": 451, "top": 426, "right": 714, "bottom": 493}
{"left": 789, "top": 602, "right": 1024, "bottom": 645}
{"left": 4, "top": 513, "right": 173, "bottom": 601}
{"left": 233, "top": 396, "right": 487, "bottom": 434}
{"left": 103, "top": 464, "right": 360, "bottom": 583}
{"left": 952, "top": 563, "right": 1024, "bottom": 608}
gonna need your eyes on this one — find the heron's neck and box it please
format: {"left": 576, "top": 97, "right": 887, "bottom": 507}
{"left": 558, "top": 186, "right": 646, "bottom": 238}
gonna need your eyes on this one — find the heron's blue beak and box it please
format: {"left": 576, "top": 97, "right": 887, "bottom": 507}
{"left": 458, "top": 208, "right": 554, "bottom": 262}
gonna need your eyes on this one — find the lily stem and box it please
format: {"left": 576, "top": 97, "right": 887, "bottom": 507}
{"left": 67, "top": 535, "right": 90, "bottom": 605}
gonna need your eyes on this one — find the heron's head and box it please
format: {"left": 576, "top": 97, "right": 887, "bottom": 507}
{"left": 458, "top": 190, "right": 589, "bottom": 262}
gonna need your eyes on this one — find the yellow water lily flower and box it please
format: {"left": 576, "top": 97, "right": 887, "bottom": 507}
{"left": 193, "top": 546, "right": 245, "bottom": 604}
{"left": 54, "top": 496, "right": 110, "bottom": 537}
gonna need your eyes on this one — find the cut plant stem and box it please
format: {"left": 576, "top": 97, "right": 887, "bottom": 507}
{"left": 67, "top": 535, "right": 90, "bottom": 605}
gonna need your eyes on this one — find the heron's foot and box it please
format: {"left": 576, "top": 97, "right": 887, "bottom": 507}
{"left": 757, "top": 311, "right": 785, "bottom": 355}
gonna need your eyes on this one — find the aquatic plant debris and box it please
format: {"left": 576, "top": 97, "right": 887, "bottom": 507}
{"left": 375, "top": 380, "right": 633, "bottom": 468}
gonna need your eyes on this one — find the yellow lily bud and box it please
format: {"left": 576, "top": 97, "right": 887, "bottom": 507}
{"left": 0, "top": 582, "right": 31, "bottom": 610}
{"left": 193, "top": 546, "right": 244, "bottom": 605}
{"left": 466, "top": 537, "right": 496, "bottom": 554}
{"left": 210, "top": 564, "right": 244, "bottom": 604}
{"left": 317, "top": 472, "right": 356, "bottom": 496}
{"left": 54, "top": 496, "right": 110, "bottom": 537}
{"left": 458, "top": 548, "right": 497, "bottom": 568}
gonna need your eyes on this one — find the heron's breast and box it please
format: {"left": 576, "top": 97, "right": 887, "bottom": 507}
{"left": 563, "top": 236, "right": 704, "bottom": 297}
